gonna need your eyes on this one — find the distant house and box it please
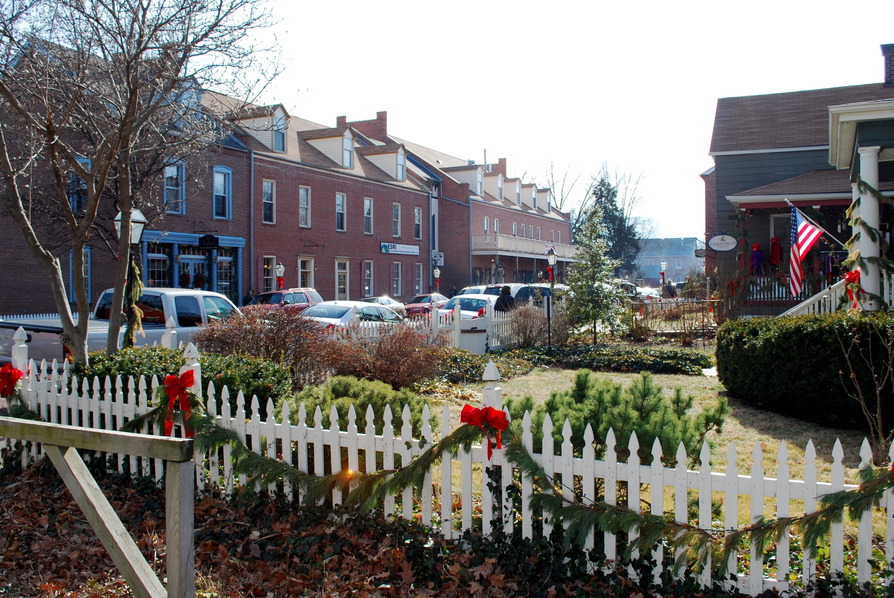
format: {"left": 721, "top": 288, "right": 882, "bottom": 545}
{"left": 634, "top": 238, "right": 704, "bottom": 287}
{"left": 705, "top": 44, "right": 894, "bottom": 314}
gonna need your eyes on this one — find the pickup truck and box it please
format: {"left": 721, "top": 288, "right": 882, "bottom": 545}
{"left": 0, "top": 287, "right": 240, "bottom": 364}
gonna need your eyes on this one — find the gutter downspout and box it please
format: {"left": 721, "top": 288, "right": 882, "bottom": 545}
{"left": 249, "top": 150, "right": 255, "bottom": 295}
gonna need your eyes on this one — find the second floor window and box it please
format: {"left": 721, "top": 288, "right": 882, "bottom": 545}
{"left": 336, "top": 192, "right": 346, "bottom": 231}
{"left": 213, "top": 167, "right": 232, "bottom": 220}
{"left": 262, "top": 180, "right": 275, "bottom": 224}
{"left": 68, "top": 157, "right": 91, "bottom": 214}
{"left": 494, "top": 219, "right": 499, "bottom": 235}
{"left": 299, "top": 187, "right": 311, "bottom": 227}
{"left": 414, "top": 207, "right": 422, "bottom": 239}
{"left": 343, "top": 135, "right": 353, "bottom": 168}
{"left": 164, "top": 163, "right": 185, "bottom": 214}
{"left": 392, "top": 202, "right": 400, "bottom": 238}
{"left": 483, "top": 217, "right": 489, "bottom": 233}
{"left": 364, "top": 198, "right": 373, "bottom": 234}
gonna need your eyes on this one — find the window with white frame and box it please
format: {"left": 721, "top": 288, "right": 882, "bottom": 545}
{"left": 364, "top": 198, "right": 373, "bottom": 234}
{"left": 262, "top": 255, "right": 276, "bottom": 292}
{"left": 391, "top": 262, "right": 402, "bottom": 297}
{"left": 414, "top": 207, "right": 422, "bottom": 239}
{"left": 343, "top": 135, "right": 353, "bottom": 168}
{"left": 299, "top": 186, "right": 311, "bottom": 228}
{"left": 392, "top": 202, "right": 401, "bottom": 238}
{"left": 515, "top": 181, "right": 521, "bottom": 204}
{"left": 529, "top": 226, "right": 534, "bottom": 239}
{"left": 532, "top": 190, "right": 538, "bottom": 211}
{"left": 397, "top": 152, "right": 406, "bottom": 181}
{"left": 213, "top": 166, "right": 232, "bottom": 219}
{"left": 551, "top": 230, "right": 555, "bottom": 242}
{"left": 262, "top": 180, "right": 275, "bottom": 224}
{"left": 494, "top": 219, "right": 499, "bottom": 234}
{"left": 520, "top": 223, "right": 526, "bottom": 237}
{"left": 335, "top": 259, "right": 349, "bottom": 300}
{"left": 363, "top": 261, "right": 374, "bottom": 296}
{"left": 413, "top": 263, "right": 422, "bottom": 294}
{"left": 164, "top": 162, "right": 186, "bottom": 214}
{"left": 273, "top": 117, "right": 286, "bottom": 152}
{"left": 497, "top": 177, "right": 503, "bottom": 200}
{"left": 537, "top": 226, "right": 541, "bottom": 240}
{"left": 483, "top": 216, "right": 489, "bottom": 233}
{"left": 557, "top": 231, "right": 561, "bottom": 244}
{"left": 512, "top": 222, "right": 518, "bottom": 236}
{"left": 476, "top": 169, "right": 483, "bottom": 195}
{"left": 299, "top": 258, "right": 314, "bottom": 288}
{"left": 675, "top": 259, "right": 682, "bottom": 269}
{"left": 335, "top": 192, "right": 346, "bottom": 231}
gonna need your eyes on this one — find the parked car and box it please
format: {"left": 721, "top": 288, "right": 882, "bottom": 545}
{"left": 438, "top": 294, "right": 498, "bottom": 319}
{"left": 404, "top": 293, "right": 449, "bottom": 317}
{"left": 301, "top": 300, "right": 404, "bottom": 330}
{"left": 514, "top": 284, "right": 570, "bottom": 306}
{"left": 247, "top": 288, "right": 323, "bottom": 312}
{"left": 456, "top": 285, "right": 486, "bottom": 296}
{"left": 357, "top": 295, "right": 407, "bottom": 317}
{"left": 482, "top": 283, "right": 526, "bottom": 297}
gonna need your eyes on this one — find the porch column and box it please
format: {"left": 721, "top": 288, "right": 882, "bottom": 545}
{"left": 858, "top": 146, "right": 881, "bottom": 311}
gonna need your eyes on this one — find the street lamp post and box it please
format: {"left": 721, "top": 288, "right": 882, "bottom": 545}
{"left": 433, "top": 266, "right": 441, "bottom": 292}
{"left": 546, "top": 247, "right": 557, "bottom": 354}
{"left": 660, "top": 260, "right": 667, "bottom": 296}
{"left": 274, "top": 263, "right": 285, "bottom": 290}
{"left": 114, "top": 209, "right": 148, "bottom": 348}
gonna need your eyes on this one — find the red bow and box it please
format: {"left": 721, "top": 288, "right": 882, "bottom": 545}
{"left": 164, "top": 370, "right": 195, "bottom": 437}
{"left": 843, "top": 270, "right": 863, "bottom": 310}
{"left": 0, "top": 364, "right": 23, "bottom": 398}
{"left": 461, "top": 404, "right": 509, "bottom": 459}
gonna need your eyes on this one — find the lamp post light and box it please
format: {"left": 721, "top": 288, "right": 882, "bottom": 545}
{"left": 274, "top": 263, "right": 285, "bottom": 289}
{"left": 546, "top": 247, "right": 557, "bottom": 354}
{"left": 114, "top": 209, "right": 148, "bottom": 348}
{"left": 660, "top": 260, "right": 667, "bottom": 296}
{"left": 433, "top": 266, "right": 441, "bottom": 292}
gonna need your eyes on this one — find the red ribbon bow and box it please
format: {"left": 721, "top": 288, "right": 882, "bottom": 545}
{"left": 0, "top": 364, "right": 24, "bottom": 398}
{"left": 164, "top": 370, "right": 195, "bottom": 437}
{"left": 461, "top": 404, "right": 509, "bottom": 459}
{"left": 843, "top": 270, "right": 863, "bottom": 310}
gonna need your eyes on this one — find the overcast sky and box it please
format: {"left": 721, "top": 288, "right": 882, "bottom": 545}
{"left": 258, "top": 0, "right": 894, "bottom": 239}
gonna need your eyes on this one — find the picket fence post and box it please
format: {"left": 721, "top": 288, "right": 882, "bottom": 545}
{"left": 11, "top": 327, "right": 28, "bottom": 372}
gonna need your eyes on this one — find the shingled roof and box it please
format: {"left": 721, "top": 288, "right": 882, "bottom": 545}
{"left": 710, "top": 84, "right": 894, "bottom": 154}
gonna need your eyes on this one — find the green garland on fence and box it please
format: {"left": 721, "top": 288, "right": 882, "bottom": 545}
{"left": 7, "top": 381, "right": 894, "bottom": 578}
{"left": 845, "top": 181, "right": 894, "bottom": 308}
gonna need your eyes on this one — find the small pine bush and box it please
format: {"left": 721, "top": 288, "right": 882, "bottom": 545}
{"left": 504, "top": 370, "right": 728, "bottom": 466}
{"left": 275, "top": 375, "right": 433, "bottom": 436}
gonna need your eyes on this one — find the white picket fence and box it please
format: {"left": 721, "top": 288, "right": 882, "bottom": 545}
{"left": 2, "top": 348, "right": 890, "bottom": 596}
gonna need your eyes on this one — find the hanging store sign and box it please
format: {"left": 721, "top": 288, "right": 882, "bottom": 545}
{"left": 707, "top": 235, "right": 738, "bottom": 252}
{"left": 380, "top": 243, "right": 420, "bottom": 256}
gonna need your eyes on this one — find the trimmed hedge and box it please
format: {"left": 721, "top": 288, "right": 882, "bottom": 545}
{"left": 715, "top": 312, "right": 894, "bottom": 430}
{"left": 501, "top": 344, "right": 713, "bottom": 376}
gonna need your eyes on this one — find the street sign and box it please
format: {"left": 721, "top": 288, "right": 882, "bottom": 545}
{"left": 694, "top": 248, "right": 706, "bottom": 258}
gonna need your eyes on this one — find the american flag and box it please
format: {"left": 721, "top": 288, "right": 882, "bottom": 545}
{"left": 789, "top": 207, "right": 823, "bottom": 297}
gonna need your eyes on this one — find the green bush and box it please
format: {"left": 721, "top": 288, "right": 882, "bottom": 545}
{"left": 504, "top": 370, "right": 727, "bottom": 465}
{"left": 715, "top": 312, "right": 894, "bottom": 430}
{"left": 434, "top": 347, "right": 535, "bottom": 383}
{"left": 501, "top": 343, "right": 712, "bottom": 375}
{"left": 72, "top": 346, "right": 291, "bottom": 413}
{"left": 275, "top": 376, "right": 433, "bottom": 436}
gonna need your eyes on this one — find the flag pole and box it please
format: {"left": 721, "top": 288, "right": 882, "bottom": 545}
{"left": 784, "top": 199, "right": 847, "bottom": 249}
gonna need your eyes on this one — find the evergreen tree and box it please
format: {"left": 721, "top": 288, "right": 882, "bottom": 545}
{"left": 566, "top": 202, "right": 624, "bottom": 343}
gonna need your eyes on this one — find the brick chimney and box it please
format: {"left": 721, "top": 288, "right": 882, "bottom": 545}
{"left": 882, "top": 44, "right": 894, "bottom": 86}
{"left": 343, "top": 111, "right": 388, "bottom": 142}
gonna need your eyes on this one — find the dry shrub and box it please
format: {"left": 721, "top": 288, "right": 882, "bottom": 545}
{"left": 510, "top": 305, "right": 571, "bottom": 348}
{"left": 323, "top": 324, "right": 448, "bottom": 389}
{"left": 193, "top": 307, "right": 336, "bottom": 389}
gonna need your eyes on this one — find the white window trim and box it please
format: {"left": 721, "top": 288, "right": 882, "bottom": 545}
{"left": 392, "top": 202, "right": 401, "bottom": 238}
{"left": 335, "top": 258, "right": 350, "bottom": 300}
{"left": 414, "top": 207, "right": 422, "bottom": 240}
{"left": 391, "top": 262, "right": 402, "bottom": 297}
{"left": 364, "top": 197, "right": 373, "bottom": 235}
{"left": 212, "top": 166, "right": 232, "bottom": 220}
{"left": 343, "top": 134, "right": 353, "bottom": 168}
{"left": 299, "top": 186, "right": 311, "bottom": 228}
{"left": 413, "top": 262, "right": 422, "bottom": 294}
{"left": 164, "top": 162, "right": 186, "bottom": 215}
{"left": 336, "top": 192, "right": 347, "bottom": 232}
{"left": 364, "top": 260, "right": 374, "bottom": 296}
{"left": 299, "top": 257, "right": 315, "bottom": 288}
{"left": 262, "top": 179, "right": 276, "bottom": 224}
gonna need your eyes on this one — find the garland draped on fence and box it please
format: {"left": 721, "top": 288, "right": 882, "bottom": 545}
{"left": 4, "top": 370, "right": 894, "bottom": 578}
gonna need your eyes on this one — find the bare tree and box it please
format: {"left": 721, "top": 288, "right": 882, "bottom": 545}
{"left": 0, "top": 0, "right": 278, "bottom": 364}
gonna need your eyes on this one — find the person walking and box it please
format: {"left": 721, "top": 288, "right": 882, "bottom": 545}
{"left": 494, "top": 285, "right": 516, "bottom": 312}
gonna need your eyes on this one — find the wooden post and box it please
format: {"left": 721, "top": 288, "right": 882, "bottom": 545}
{"left": 12, "top": 326, "right": 28, "bottom": 372}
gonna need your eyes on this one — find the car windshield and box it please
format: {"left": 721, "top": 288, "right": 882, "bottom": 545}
{"left": 303, "top": 305, "right": 352, "bottom": 318}
{"left": 444, "top": 297, "right": 487, "bottom": 312}
{"left": 249, "top": 293, "right": 282, "bottom": 305}
{"left": 407, "top": 295, "right": 429, "bottom": 304}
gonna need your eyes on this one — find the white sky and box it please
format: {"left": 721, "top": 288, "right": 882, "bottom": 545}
{"left": 258, "top": 0, "right": 894, "bottom": 239}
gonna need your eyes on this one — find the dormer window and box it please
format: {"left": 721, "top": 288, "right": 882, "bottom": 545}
{"left": 343, "top": 134, "right": 353, "bottom": 168}
{"left": 515, "top": 181, "right": 521, "bottom": 204}
{"left": 497, "top": 177, "right": 503, "bottom": 200}
{"left": 532, "top": 190, "right": 538, "bottom": 211}
{"left": 273, "top": 117, "right": 285, "bottom": 152}
{"left": 476, "top": 169, "right": 483, "bottom": 195}
{"left": 396, "top": 152, "right": 406, "bottom": 181}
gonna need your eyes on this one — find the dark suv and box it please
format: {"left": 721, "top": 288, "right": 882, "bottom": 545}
{"left": 246, "top": 288, "right": 323, "bottom": 312}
